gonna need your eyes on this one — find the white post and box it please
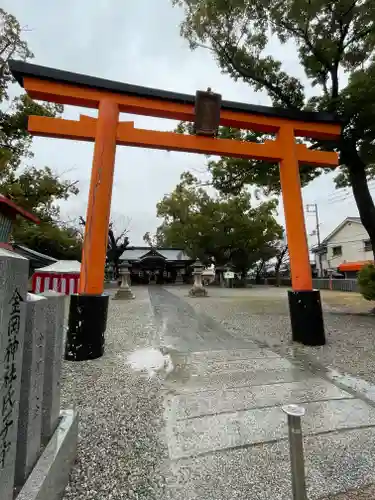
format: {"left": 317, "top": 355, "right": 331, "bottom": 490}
{"left": 282, "top": 404, "right": 307, "bottom": 500}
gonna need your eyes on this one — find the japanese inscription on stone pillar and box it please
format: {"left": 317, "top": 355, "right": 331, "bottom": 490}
{"left": 1, "top": 289, "right": 23, "bottom": 468}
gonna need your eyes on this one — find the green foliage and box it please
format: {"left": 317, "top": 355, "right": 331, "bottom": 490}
{"left": 358, "top": 264, "right": 375, "bottom": 301}
{"left": 156, "top": 172, "right": 283, "bottom": 274}
{"left": 173, "top": 0, "right": 375, "bottom": 232}
{"left": 0, "top": 8, "right": 33, "bottom": 101}
{"left": 0, "top": 8, "right": 62, "bottom": 170}
{"left": 0, "top": 165, "right": 78, "bottom": 218}
{"left": 143, "top": 231, "right": 158, "bottom": 247}
{"left": 176, "top": 122, "right": 324, "bottom": 194}
{"left": 0, "top": 94, "right": 63, "bottom": 170}
{"left": 0, "top": 8, "right": 80, "bottom": 257}
{"left": 12, "top": 220, "right": 82, "bottom": 261}
{"left": 143, "top": 230, "right": 167, "bottom": 248}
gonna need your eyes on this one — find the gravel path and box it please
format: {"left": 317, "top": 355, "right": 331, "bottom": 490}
{"left": 60, "top": 288, "right": 168, "bottom": 500}
{"left": 167, "top": 285, "right": 375, "bottom": 500}
{"left": 167, "top": 286, "right": 375, "bottom": 386}
{"left": 324, "top": 485, "right": 375, "bottom": 499}
{"left": 60, "top": 285, "right": 375, "bottom": 500}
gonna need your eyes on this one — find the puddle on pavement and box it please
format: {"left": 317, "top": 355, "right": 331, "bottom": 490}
{"left": 127, "top": 347, "right": 174, "bottom": 378}
{"left": 126, "top": 346, "right": 192, "bottom": 385}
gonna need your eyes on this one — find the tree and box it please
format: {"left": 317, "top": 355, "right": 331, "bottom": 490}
{"left": 358, "top": 263, "right": 375, "bottom": 309}
{"left": 0, "top": 166, "right": 79, "bottom": 219}
{"left": 79, "top": 217, "right": 130, "bottom": 278}
{"left": 0, "top": 8, "right": 81, "bottom": 256}
{"left": 175, "top": 122, "right": 323, "bottom": 196}
{"left": 12, "top": 219, "right": 82, "bottom": 261}
{"left": 0, "top": 9, "right": 63, "bottom": 169}
{"left": 143, "top": 231, "right": 160, "bottom": 247}
{"left": 173, "top": 0, "right": 375, "bottom": 256}
{"left": 156, "top": 172, "right": 283, "bottom": 276}
{"left": 274, "top": 243, "right": 289, "bottom": 286}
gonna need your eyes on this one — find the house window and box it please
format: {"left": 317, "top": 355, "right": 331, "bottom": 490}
{"left": 332, "top": 246, "right": 342, "bottom": 257}
{"left": 364, "top": 239, "right": 372, "bottom": 252}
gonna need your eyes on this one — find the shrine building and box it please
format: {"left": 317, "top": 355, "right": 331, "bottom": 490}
{"left": 119, "top": 246, "right": 194, "bottom": 284}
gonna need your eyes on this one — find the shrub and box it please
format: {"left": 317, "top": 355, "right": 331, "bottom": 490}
{"left": 358, "top": 264, "right": 375, "bottom": 301}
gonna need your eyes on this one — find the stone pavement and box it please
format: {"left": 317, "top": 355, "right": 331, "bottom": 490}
{"left": 61, "top": 286, "right": 375, "bottom": 499}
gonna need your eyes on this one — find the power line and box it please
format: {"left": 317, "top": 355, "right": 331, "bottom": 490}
{"left": 311, "top": 236, "right": 371, "bottom": 246}
{"left": 305, "top": 180, "right": 375, "bottom": 205}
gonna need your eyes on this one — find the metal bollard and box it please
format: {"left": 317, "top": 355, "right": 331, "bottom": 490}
{"left": 282, "top": 404, "right": 307, "bottom": 500}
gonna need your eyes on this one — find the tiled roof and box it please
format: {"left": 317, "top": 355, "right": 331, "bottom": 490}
{"left": 35, "top": 260, "right": 81, "bottom": 273}
{"left": 13, "top": 244, "right": 58, "bottom": 262}
{"left": 120, "top": 248, "right": 150, "bottom": 260}
{"left": 120, "top": 247, "right": 192, "bottom": 262}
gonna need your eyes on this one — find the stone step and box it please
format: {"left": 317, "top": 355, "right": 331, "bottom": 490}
{"left": 166, "top": 398, "right": 375, "bottom": 459}
{"left": 189, "top": 347, "right": 281, "bottom": 363}
{"left": 163, "top": 426, "right": 375, "bottom": 500}
{"left": 189, "top": 356, "right": 294, "bottom": 376}
{"left": 166, "top": 365, "right": 310, "bottom": 393}
{"left": 165, "top": 379, "right": 353, "bottom": 420}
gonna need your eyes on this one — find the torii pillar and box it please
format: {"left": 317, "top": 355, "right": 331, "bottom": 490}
{"left": 8, "top": 59, "right": 342, "bottom": 361}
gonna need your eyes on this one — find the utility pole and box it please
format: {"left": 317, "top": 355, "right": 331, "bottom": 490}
{"left": 306, "top": 203, "right": 323, "bottom": 277}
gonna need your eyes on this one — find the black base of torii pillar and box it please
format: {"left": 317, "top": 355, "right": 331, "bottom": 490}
{"left": 288, "top": 290, "right": 326, "bottom": 346}
{"left": 65, "top": 294, "right": 109, "bottom": 361}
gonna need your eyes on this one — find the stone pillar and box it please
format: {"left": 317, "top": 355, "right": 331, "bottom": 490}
{"left": 189, "top": 259, "right": 208, "bottom": 297}
{"left": 0, "top": 249, "right": 28, "bottom": 500}
{"left": 113, "top": 261, "right": 135, "bottom": 300}
{"left": 40, "top": 291, "right": 65, "bottom": 443}
{"left": 15, "top": 293, "right": 47, "bottom": 486}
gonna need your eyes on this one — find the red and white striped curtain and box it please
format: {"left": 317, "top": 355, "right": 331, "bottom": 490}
{"left": 32, "top": 272, "right": 80, "bottom": 295}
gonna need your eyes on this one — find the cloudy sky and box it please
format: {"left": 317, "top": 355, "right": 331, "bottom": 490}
{"left": 4, "top": 0, "right": 371, "bottom": 246}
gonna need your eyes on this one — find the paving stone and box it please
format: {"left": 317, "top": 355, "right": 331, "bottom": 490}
{"left": 163, "top": 427, "right": 375, "bottom": 500}
{"left": 167, "top": 365, "right": 312, "bottom": 394}
{"left": 189, "top": 356, "right": 294, "bottom": 376}
{"left": 189, "top": 348, "right": 281, "bottom": 363}
{"left": 167, "top": 397, "right": 375, "bottom": 459}
{"left": 60, "top": 285, "right": 375, "bottom": 500}
{"left": 166, "top": 379, "right": 353, "bottom": 420}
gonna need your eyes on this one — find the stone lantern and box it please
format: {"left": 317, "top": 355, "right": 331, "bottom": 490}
{"left": 189, "top": 259, "right": 208, "bottom": 297}
{"left": 113, "top": 260, "right": 135, "bottom": 300}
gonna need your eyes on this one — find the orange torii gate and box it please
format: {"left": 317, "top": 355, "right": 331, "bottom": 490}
{"left": 9, "top": 60, "right": 342, "bottom": 361}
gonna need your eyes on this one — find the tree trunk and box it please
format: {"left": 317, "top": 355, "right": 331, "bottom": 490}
{"left": 255, "top": 261, "right": 264, "bottom": 284}
{"left": 344, "top": 145, "right": 375, "bottom": 260}
{"left": 275, "top": 263, "right": 281, "bottom": 287}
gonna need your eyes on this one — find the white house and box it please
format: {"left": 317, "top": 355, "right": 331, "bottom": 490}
{"left": 312, "top": 217, "right": 373, "bottom": 278}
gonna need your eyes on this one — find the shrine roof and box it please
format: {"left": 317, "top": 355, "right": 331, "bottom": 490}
{"left": 0, "top": 195, "right": 40, "bottom": 224}
{"left": 9, "top": 60, "right": 340, "bottom": 125}
{"left": 35, "top": 259, "right": 81, "bottom": 274}
{"left": 120, "top": 247, "right": 192, "bottom": 262}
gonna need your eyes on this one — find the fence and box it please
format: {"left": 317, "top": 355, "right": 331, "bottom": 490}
{"left": 0, "top": 249, "right": 78, "bottom": 500}
{"left": 312, "top": 278, "right": 359, "bottom": 293}
{"left": 252, "top": 277, "right": 359, "bottom": 292}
